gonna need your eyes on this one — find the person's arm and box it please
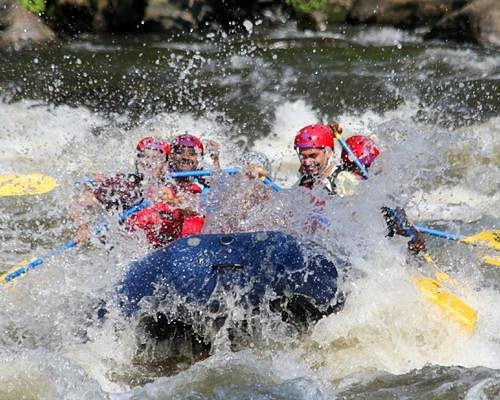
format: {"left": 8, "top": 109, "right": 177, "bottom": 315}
{"left": 205, "top": 139, "right": 221, "bottom": 169}
{"left": 67, "top": 186, "right": 100, "bottom": 244}
{"left": 381, "top": 206, "right": 426, "bottom": 255}
{"left": 156, "top": 185, "right": 201, "bottom": 216}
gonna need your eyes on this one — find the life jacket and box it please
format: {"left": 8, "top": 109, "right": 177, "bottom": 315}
{"left": 125, "top": 202, "right": 185, "bottom": 248}
{"left": 298, "top": 167, "right": 340, "bottom": 196}
{"left": 91, "top": 173, "right": 144, "bottom": 211}
{"left": 181, "top": 215, "right": 205, "bottom": 236}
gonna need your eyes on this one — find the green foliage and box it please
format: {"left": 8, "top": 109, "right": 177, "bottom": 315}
{"left": 286, "top": 0, "right": 330, "bottom": 14}
{"left": 19, "top": 0, "right": 46, "bottom": 13}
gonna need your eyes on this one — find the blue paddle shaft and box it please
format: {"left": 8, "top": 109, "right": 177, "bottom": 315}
{"left": 168, "top": 168, "right": 240, "bottom": 179}
{"left": 168, "top": 168, "right": 283, "bottom": 193}
{"left": 4, "top": 240, "right": 77, "bottom": 282}
{"left": 262, "top": 177, "right": 282, "bottom": 192}
{"left": 336, "top": 136, "right": 369, "bottom": 179}
{"left": 5, "top": 200, "right": 153, "bottom": 283}
{"left": 414, "top": 225, "right": 460, "bottom": 241}
{"left": 118, "top": 200, "right": 153, "bottom": 223}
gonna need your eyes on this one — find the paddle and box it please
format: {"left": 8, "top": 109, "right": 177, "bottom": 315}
{"left": 0, "top": 168, "right": 242, "bottom": 197}
{"left": 335, "top": 132, "right": 477, "bottom": 333}
{"left": 415, "top": 226, "right": 500, "bottom": 267}
{"left": 0, "top": 166, "right": 281, "bottom": 283}
{"left": 483, "top": 256, "right": 500, "bottom": 267}
{"left": 333, "top": 128, "right": 498, "bottom": 253}
{"left": 0, "top": 200, "right": 152, "bottom": 284}
{"left": 383, "top": 207, "right": 477, "bottom": 334}
{"left": 169, "top": 167, "right": 283, "bottom": 193}
{"left": 0, "top": 174, "right": 58, "bottom": 197}
{"left": 414, "top": 225, "right": 500, "bottom": 252}
{"left": 168, "top": 167, "right": 240, "bottom": 178}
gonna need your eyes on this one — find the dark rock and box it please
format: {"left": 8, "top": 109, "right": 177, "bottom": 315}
{"left": 44, "top": 0, "right": 99, "bottom": 33}
{"left": 100, "top": 0, "right": 148, "bottom": 31}
{"left": 425, "top": 0, "right": 500, "bottom": 46}
{"left": 0, "top": 3, "right": 56, "bottom": 50}
{"left": 347, "top": 0, "right": 467, "bottom": 29}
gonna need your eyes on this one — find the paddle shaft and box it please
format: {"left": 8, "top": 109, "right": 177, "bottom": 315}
{"left": 2, "top": 240, "right": 77, "bottom": 282}
{"left": 3, "top": 200, "right": 152, "bottom": 283}
{"left": 168, "top": 168, "right": 240, "bottom": 179}
{"left": 414, "top": 225, "right": 460, "bottom": 241}
{"left": 334, "top": 134, "right": 369, "bottom": 179}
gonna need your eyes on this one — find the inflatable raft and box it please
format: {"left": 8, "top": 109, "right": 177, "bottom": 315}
{"left": 118, "top": 231, "right": 343, "bottom": 342}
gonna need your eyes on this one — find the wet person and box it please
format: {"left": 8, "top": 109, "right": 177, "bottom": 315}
{"left": 330, "top": 134, "right": 381, "bottom": 197}
{"left": 68, "top": 136, "right": 200, "bottom": 248}
{"left": 168, "top": 134, "right": 221, "bottom": 193}
{"left": 293, "top": 123, "right": 340, "bottom": 195}
{"left": 164, "top": 133, "right": 224, "bottom": 235}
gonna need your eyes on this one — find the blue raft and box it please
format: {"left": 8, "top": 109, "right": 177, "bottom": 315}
{"left": 119, "top": 231, "right": 342, "bottom": 341}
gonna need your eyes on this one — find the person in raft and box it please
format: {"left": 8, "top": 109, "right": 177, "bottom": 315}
{"left": 163, "top": 133, "right": 223, "bottom": 235}
{"left": 68, "top": 136, "right": 203, "bottom": 248}
{"left": 293, "top": 122, "right": 341, "bottom": 195}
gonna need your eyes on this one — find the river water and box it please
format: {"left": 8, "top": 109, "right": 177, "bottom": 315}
{"left": 0, "top": 24, "right": 499, "bottom": 399}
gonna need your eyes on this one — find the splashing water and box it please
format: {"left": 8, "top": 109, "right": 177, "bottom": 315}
{"left": 1, "top": 27, "right": 499, "bottom": 398}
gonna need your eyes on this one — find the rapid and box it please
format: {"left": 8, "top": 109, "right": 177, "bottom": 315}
{"left": 0, "top": 24, "right": 499, "bottom": 399}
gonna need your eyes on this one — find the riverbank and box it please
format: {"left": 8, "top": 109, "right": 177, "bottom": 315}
{"left": 1, "top": 0, "right": 499, "bottom": 50}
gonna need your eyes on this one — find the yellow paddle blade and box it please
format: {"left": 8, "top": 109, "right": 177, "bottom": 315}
{"left": 462, "top": 230, "right": 500, "bottom": 251}
{"left": 0, "top": 174, "right": 58, "bottom": 197}
{"left": 483, "top": 256, "right": 500, "bottom": 267}
{"left": 414, "top": 276, "right": 477, "bottom": 335}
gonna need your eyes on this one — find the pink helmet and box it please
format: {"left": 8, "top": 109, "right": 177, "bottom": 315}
{"left": 172, "top": 134, "right": 204, "bottom": 156}
{"left": 294, "top": 124, "right": 334, "bottom": 150}
{"left": 136, "top": 137, "right": 171, "bottom": 156}
{"left": 342, "top": 135, "right": 380, "bottom": 167}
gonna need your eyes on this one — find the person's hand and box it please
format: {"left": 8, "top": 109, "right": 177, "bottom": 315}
{"left": 72, "top": 187, "right": 100, "bottom": 207}
{"left": 328, "top": 120, "right": 343, "bottom": 135}
{"left": 382, "top": 206, "right": 410, "bottom": 237}
{"left": 75, "top": 224, "right": 91, "bottom": 244}
{"left": 205, "top": 139, "right": 220, "bottom": 163}
{"left": 156, "top": 186, "right": 179, "bottom": 206}
{"left": 91, "top": 172, "right": 106, "bottom": 182}
{"left": 381, "top": 206, "right": 427, "bottom": 255}
{"left": 244, "top": 163, "right": 268, "bottom": 180}
{"left": 408, "top": 231, "right": 427, "bottom": 255}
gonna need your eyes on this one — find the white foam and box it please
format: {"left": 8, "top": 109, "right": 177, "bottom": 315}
{"left": 417, "top": 48, "right": 500, "bottom": 78}
{"left": 351, "top": 27, "right": 422, "bottom": 47}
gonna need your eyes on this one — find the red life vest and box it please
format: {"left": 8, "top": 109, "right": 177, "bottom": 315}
{"left": 181, "top": 215, "right": 205, "bottom": 236}
{"left": 125, "top": 202, "right": 205, "bottom": 248}
{"left": 125, "top": 202, "right": 184, "bottom": 248}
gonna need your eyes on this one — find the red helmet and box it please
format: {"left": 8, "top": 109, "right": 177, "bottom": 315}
{"left": 294, "top": 124, "right": 334, "bottom": 151}
{"left": 172, "top": 134, "right": 204, "bottom": 156}
{"left": 136, "top": 137, "right": 171, "bottom": 156}
{"left": 342, "top": 135, "right": 380, "bottom": 167}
